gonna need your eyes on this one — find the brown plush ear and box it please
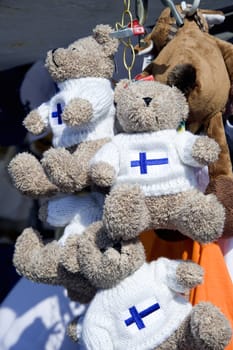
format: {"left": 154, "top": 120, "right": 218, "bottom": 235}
{"left": 93, "top": 24, "right": 119, "bottom": 56}
{"left": 167, "top": 63, "right": 196, "bottom": 96}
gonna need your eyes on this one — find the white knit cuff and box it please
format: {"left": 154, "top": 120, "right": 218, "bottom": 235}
{"left": 161, "top": 258, "right": 188, "bottom": 294}
{"left": 175, "top": 131, "right": 202, "bottom": 167}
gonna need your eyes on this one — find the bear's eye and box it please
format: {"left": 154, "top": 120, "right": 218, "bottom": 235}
{"left": 71, "top": 47, "right": 76, "bottom": 51}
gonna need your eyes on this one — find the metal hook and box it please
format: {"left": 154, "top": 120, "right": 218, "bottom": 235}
{"left": 181, "top": 0, "right": 200, "bottom": 16}
{"left": 135, "top": 0, "right": 148, "bottom": 25}
{"left": 160, "top": 0, "right": 184, "bottom": 27}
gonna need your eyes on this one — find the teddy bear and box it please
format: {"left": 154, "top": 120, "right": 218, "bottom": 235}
{"left": 8, "top": 24, "right": 119, "bottom": 198}
{"left": 11, "top": 78, "right": 224, "bottom": 303}
{"left": 133, "top": 4, "right": 233, "bottom": 237}
{"left": 89, "top": 79, "right": 225, "bottom": 244}
{"left": 58, "top": 220, "right": 232, "bottom": 349}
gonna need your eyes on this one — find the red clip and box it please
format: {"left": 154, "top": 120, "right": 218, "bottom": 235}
{"left": 128, "top": 19, "right": 145, "bottom": 36}
{"left": 134, "top": 74, "right": 155, "bottom": 81}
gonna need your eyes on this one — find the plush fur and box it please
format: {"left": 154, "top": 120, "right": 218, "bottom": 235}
{"left": 13, "top": 227, "right": 96, "bottom": 303}
{"left": 60, "top": 221, "right": 232, "bottom": 349}
{"left": 9, "top": 24, "right": 119, "bottom": 302}
{"left": 8, "top": 24, "right": 118, "bottom": 198}
{"left": 134, "top": 5, "right": 233, "bottom": 237}
{"left": 90, "top": 79, "right": 225, "bottom": 244}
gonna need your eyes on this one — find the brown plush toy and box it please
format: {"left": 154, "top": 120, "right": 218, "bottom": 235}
{"left": 59, "top": 221, "right": 232, "bottom": 349}
{"left": 8, "top": 24, "right": 118, "bottom": 198}
{"left": 90, "top": 79, "right": 225, "bottom": 244}
{"left": 134, "top": 4, "right": 233, "bottom": 237}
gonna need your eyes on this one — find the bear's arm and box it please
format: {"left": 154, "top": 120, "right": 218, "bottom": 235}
{"left": 23, "top": 100, "right": 51, "bottom": 135}
{"left": 36, "top": 101, "right": 51, "bottom": 127}
{"left": 156, "top": 258, "right": 203, "bottom": 293}
{"left": 90, "top": 141, "right": 120, "bottom": 175}
{"left": 175, "top": 131, "right": 205, "bottom": 167}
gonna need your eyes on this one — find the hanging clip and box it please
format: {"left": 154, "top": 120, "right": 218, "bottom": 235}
{"left": 160, "top": 0, "right": 184, "bottom": 27}
{"left": 135, "top": 0, "right": 148, "bottom": 48}
{"left": 110, "top": 19, "right": 145, "bottom": 39}
{"left": 135, "top": 0, "right": 148, "bottom": 25}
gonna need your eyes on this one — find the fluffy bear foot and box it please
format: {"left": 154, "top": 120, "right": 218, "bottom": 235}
{"left": 190, "top": 302, "right": 232, "bottom": 350}
{"left": 8, "top": 152, "right": 58, "bottom": 197}
{"left": 171, "top": 190, "right": 225, "bottom": 243}
{"left": 13, "top": 227, "right": 61, "bottom": 284}
{"left": 206, "top": 175, "right": 233, "bottom": 237}
{"left": 42, "top": 147, "right": 80, "bottom": 192}
{"left": 103, "top": 184, "right": 150, "bottom": 240}
{"left": 157, "top": 302, "right": 232, "bottom": 350}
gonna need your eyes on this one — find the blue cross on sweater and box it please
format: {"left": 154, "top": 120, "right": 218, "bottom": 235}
{"left": 52, "top": 103, "right": 63, "bottom": 125}
{"left": 131, "top": 152, "right": 168, "bottom": 174}
{"left": 125, "top": 302, "right": 160, "bottom": 330}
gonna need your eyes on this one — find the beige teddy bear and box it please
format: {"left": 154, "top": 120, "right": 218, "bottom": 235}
{"left": 12, "top": 78, "right": 225, "bottom": 304}
{"left": 134, "top": 4, "right": 233, "bottom": 237}
{"left": 8, "top": 24, "right": 118, "bottom": 197}
{"left": 59, "top": 221, "right": 232, "bottom": 349}
{"left": 90, "top": 79, "right": 225, "bottom": 244}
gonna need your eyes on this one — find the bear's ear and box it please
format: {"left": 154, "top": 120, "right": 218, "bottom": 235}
{"left": 93, "top": 24, "right": 119, "bottom": 56}
{"left": 114, "top": 79, "right": 130, "bottom": 103}
{"left": 167, "top": 63, "right": 196, "bottom": 96}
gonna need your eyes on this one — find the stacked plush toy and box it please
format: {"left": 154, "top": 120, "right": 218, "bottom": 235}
{"left": 90, "top": 79, "right": 224, "bottom": 244}
{"left": 59, "top": 221, "right": 232, "bottom": 349}
{"left": 134, "top": 4, "right": 233, "bottom": 237}
{"left": 12, "top": 74, "right": 232, "bottom": 347}
{"left": 8, "top": 6, "right": 233, "bottom": 349}
{"left": 9, "top": 24, "right": 118, "bottom": 197}
{"left": 9, "top": 24, "right": 119, "bottom": 301}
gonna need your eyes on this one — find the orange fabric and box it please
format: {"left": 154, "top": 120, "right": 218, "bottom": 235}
{"left": 140, "top": 233, "right": 233, "bottom": 349}
{"left": 140, "top": 230, "right": 194, "bottom": 261}
{"left": 190, "top": 242, "right": 233, "bottom": 350}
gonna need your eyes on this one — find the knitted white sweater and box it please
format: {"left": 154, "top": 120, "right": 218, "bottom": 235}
{"left": 80, "top": 258, "right": 192, "bottom": 350}
{"left": 91, "top": 129, "right": 204, "bottom": 196}
{"left": 46, "top": 191, "right": 105, "bottom": 245}
{"left": 36, "top": 77, "right": 115, "bottom": 148}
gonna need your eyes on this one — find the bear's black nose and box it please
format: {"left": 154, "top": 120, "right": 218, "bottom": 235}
{"left": 143, "top": 97, "right": 152, "bottom": 106}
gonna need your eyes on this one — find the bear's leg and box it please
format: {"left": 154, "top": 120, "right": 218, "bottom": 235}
{"left": 8, "top": 152, "right": 58, "bottom": 197}
{"left": 103, "top": 184, "right": 150, "bottom": 241}
{"left": 13, "top": 227, "right": 61, "bottom": 284}
{"left": 156, "top": 302, "right": 232, "bottom": 350}
{"left": 189, "top": 302, "right": 232, "bottom": 350}
{"left": 42, "top": 147, "right": 79, "bottom": 192}
{"left": 169, "top": 190, "right": 225, "bottom": 243}
{"left": 42, "top": 139, "right": 109, "bottom": 193}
